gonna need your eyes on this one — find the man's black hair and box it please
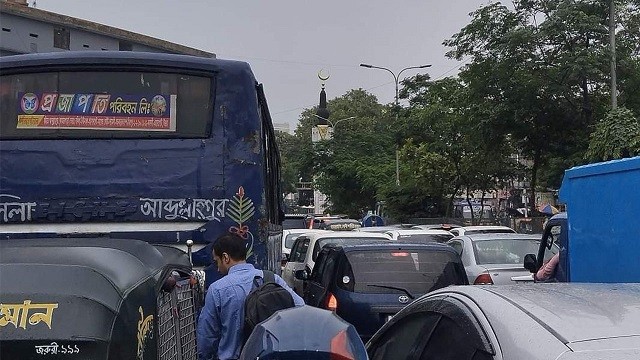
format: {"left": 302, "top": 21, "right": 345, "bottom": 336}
{"left": 213, "top": 233, "right": 247, "bottom": 260}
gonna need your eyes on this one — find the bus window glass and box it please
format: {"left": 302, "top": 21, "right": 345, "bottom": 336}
{"left": 0, "top": 71, "right": 213, "bottom": 139}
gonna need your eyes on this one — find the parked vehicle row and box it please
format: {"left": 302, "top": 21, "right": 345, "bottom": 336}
{"left": 278, "top": 223, "right": 554, "bottom": 342}
{"left": 282, "top": 231, "right": 390, "bottom": 295}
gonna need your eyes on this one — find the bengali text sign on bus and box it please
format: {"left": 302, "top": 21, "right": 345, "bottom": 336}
{"left": 16, "top": 93, "right": 177, "bottom": 132}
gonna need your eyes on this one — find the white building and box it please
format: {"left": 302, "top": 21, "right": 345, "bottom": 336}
{"left": 0, "top": 0, "right": 214, "bottom": 57}
{"left": 272, "top": 122, "right": 291, "bottom": 134}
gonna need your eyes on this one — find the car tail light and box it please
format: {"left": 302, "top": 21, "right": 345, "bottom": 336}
{"left": 474, "top": 272, "right": 494, "bottom": 285}
{"left": 326, "top": 292, "right": 338, "bottom": 311}
{"left": 391, "top": 252, "right": 409, "bottom": 257}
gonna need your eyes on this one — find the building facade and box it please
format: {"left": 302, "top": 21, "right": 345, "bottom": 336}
{"left": 0, "top": 0, "right": 214, "bottom": 57}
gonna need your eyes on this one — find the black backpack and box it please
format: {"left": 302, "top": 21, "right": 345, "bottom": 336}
{"left": 243, "top": 270, "right": 295, "bottom": 342}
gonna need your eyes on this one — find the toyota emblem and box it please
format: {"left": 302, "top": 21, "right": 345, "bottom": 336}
{"left": 398, "top": 295, "right": 409, "bottom": 304}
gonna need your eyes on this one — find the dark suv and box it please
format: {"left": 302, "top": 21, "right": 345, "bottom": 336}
{"left": 299, "top": 241, "right": 468, "bottom": 341}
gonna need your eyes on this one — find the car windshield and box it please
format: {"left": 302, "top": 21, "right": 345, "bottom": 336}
{"left": 472, "top": 239, "right": 557, "bottom": 265}
{"left": 340, "top": 249, "right": 465, "bottom": 295}
{"left": 396, "top": 234, "right": 453, "bottom": 243}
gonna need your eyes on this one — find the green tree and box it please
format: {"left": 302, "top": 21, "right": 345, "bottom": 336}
{"left": 586, "top": 107, "right": 640, "bottom": 161}
{"left": 394, "top": 76, "right": 519, "bottom": 221}
{"left": 443, "top": 0, "right": 639, "bottom": 205}
{"left": 279, "top": 89, "right": 395, "bottom": 218}
{"left": 274, "top": 130, "right": 298, "bottom": 195}
{"left": 314, "top": 89, "right": 395, "bottom": 217}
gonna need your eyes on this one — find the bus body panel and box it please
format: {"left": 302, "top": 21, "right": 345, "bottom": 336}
{"left": 0, "top": 52, "right": 283, "bottom": 283}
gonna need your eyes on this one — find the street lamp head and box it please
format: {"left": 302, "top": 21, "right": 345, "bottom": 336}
{"left": 418, "top": 64, "right": 432, "bottom": 68}
{"left": 360, "top": 63, "right": 373, "bottom": 68}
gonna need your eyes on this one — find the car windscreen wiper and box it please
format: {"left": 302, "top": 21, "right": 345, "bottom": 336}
{"left": 367, "top": 284, "right": 415, "bottom": 299}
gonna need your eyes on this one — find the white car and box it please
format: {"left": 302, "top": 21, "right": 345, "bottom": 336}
{"left": 447, "top": 233, "right": 558, "bottom": 284}
{"left": 384, "top": 229, "right": 454, "bottom": 243}
{"left": 281, "top": 228, "right": 319, "bottom": 261}
{"left": 282, "top": 231, "right": 391, "bottom": 295}
{"left": 448, "top": 225, "right": 516, "bottom": 236}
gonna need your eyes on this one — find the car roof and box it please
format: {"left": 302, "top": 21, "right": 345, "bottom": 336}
{"left": 356, "top": 226, "right": 407, "bottom": 233}
{"left": 303, "top": 231, "right": 390, "bottom": 240}
{"left": 412, "top": 224, "right": 462, "bottom": 230}
{"left": 429, "top": 283, "right": 640, "bottom": 345}
{"left": 334, "top": 241, "right": 459, "bottom": 253}
{"left": 284, "top": 228, "right": 323, "bottom": 235}
{"left": 457, "top": 225, "right": 515, "bottom": 231}
{"left": 387, "top": 229, "right": 453, "bottom": 235}
{"left": 459, "top": 233, "right": 541, "bottom": 241}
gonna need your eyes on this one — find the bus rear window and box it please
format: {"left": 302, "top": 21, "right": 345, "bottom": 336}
{"left": 0, "top": 71, "right": 213, "bottom": 139}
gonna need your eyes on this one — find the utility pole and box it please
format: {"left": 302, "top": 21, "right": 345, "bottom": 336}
{"left": 610, "top": 0, "right": 617, "bottom": 109}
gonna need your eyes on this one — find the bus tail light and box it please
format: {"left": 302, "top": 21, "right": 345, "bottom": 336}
{"left": 474, "top": 272, "right": 494, "bottom": 285}
{"left": 326, "top": 292, "right": 338, "bottom": 311}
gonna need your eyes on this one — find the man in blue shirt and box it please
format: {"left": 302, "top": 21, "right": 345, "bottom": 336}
{"left": 197, "top": 233, "right": 304, "bottom": 360}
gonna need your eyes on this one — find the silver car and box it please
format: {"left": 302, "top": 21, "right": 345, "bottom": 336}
{"left": 447, "top": 233, "right": 557, "bottom": 284}
{"left": 367, "top": 283, "right": 640, "bottom": 359}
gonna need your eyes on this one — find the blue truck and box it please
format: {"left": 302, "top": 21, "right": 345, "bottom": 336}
{"left": 525, "top": 156, "right": 640, "bottom": 282}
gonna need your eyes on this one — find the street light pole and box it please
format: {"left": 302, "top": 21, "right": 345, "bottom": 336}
{"left": 360, "top": 63, "right": 431, "bottom": 112}
{"left": 312, "top": 114, "right": 356, "bottom": 128}
{"left": 360, "top": 63, "right": 431, "bottom": 186}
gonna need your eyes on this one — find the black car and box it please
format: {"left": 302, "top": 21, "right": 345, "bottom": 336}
{"left": 298, "top": 241, "right": 468, "bottom": 341}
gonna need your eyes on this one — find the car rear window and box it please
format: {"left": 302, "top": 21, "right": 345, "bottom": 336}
{"left": 312, "top": 237, "right": 383, "bottom": 261}
{"left": 339, "top": 249, "right": 465, "bottom": 296}
{"left": 396, "top": 234, "right": 453, "bottom": 243}
{"left": 465, "top": 229, "right": 515, "bottom": 235}
{"left": 473, "top": 239, "right": 557, "bottom": 265}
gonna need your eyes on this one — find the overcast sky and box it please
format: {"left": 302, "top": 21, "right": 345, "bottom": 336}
{"left": 36, "top": 0, "right": 490, "bottom": 130}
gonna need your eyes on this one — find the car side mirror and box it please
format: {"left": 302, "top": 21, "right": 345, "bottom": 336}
{"left": 294, "top": 270, "right": 308, "bottom": 280}
{"left": 524, "top": 254, "right": 537, "bottom": 273}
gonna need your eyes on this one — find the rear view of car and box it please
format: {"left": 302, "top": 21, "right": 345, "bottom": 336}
{"left": 449, "top": 234, "right": 557, "bottom": 284}
{"left": 304, "top": 243, "right": 467, "bottom": 341}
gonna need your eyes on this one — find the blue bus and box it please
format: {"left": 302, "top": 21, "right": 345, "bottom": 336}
{"left": 0, "top": 51, "right": 284, "bottom": 283}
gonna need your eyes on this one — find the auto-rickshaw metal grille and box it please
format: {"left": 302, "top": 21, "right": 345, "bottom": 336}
{"left": 158, "top": 290, "right": 179, "bottom": 360}
{"left": 157, "top": 278, "right": 199, "bottom": 360}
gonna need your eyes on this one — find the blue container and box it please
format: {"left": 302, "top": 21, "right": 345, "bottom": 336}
{"left": 559, "top": 156, "right": 640, "bottom": 282}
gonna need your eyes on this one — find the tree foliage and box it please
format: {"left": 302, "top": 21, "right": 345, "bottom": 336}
{"left": 586, "top": 107, "right": 640, "bottom": 161}
{"left": 274, "top": 130, "right": 298, "bottom": 194}
{"left": 443, "top": 0, "right": 639, "bottom": 204}
{"left": 313, "top": 89, "right": 395, "bottom": 217}
{"left": 276, "top": 0, "right": 640, "bottom": 220}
